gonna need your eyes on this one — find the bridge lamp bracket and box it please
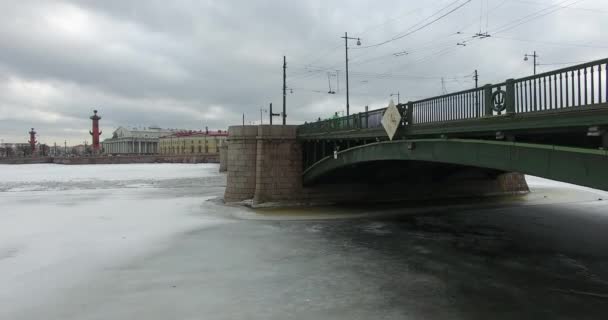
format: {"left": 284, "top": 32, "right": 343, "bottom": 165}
{"left": 587, "top": 126, "right": 604, "bottom": 137}
{"left": 588, "top": 126, "right": 608, "bottom": 148}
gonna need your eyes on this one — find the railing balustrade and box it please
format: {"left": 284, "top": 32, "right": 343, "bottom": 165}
{"left": 298, "top": 58, "right": 608, "bottom": 134}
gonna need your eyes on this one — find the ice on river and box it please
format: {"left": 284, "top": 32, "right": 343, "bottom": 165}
{"left": 0, "top": 163, "right": 229, "bottom": 319}
{"left": 2, "top": 164, "right": 608, "bottom": 320}
{"left": 0, "top": 163, "right": 224, "bottom": 192}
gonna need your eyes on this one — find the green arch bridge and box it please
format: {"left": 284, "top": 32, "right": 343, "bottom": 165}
{"left": 298, "top": 58, "right": 608, "bottom": 191}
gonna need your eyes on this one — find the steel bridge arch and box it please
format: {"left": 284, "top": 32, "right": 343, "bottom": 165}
{"left": 303, "top": 139, "right": 608, "bottom": 191}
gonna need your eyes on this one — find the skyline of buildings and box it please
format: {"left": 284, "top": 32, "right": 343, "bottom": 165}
{"left": 0, "top": 108, "right": 228, "bottom": 154}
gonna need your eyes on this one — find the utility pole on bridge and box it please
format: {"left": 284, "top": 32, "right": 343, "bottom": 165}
{"left": 474, "top": 70, "right": 479, "bottom": 117}
{"left": 282, "top": 56, "right": 287, "bottom": 125}
{"left": 341, "top": 32, "right": 361, "bottom": 116}
{"left": 259, "top": 107, "right": 267, "bottom": 125}
{"left": 524, "top": 51, "right": 539, "bottom": 75}
{"left": 390, "top": 92, "right": 400, "bottom": 104}
{"left": 269, "top": 103, "right": 281, "bottom": 125}
{"left": 474, "top": 70, "right": 479, "bottom": 88}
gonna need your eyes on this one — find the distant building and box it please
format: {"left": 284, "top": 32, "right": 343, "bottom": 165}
{"left": 71, "top": 144, "right": 87, "bottom": 155}
{"left": 0, "top": 143, "right": 30, "bottom": 157}
{"left": 159, "top": 129, "right": 228, "bottom": 155}
{"left": 101, "top": 126, "right": 174, "bottom": 155}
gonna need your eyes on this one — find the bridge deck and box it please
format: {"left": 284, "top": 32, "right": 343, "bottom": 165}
{"left": 298, "top": 104, "right": 608, "bottom": 140}
{"left": 298, "top": 58, "right": 608, "bottom": 143}
{"left": 297, "top": 58, "right": 608, "bottom": 191}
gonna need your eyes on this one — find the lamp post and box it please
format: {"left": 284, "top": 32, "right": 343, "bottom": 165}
{"left": 341, "top": 32, "right": 361, "bottom": 116}
{"left": 524, "top": 51, "right": 539, "bottom": 75}
{"left": 260, "top": 108, "right": 268, "bottom": 125}
{"left": 390, "top": 92, "right": 400, "bottom": 104}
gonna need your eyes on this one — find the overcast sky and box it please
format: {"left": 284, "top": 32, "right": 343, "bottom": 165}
{"left": 1, "top": 0, "right": 607, "bottom": 145}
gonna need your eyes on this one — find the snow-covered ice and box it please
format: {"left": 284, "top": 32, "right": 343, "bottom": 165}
{"left": 2, "top": 164, "right": 608, "bottom": 320}
{"left": 0, "top": 163, "right": 229, "bottom": 319}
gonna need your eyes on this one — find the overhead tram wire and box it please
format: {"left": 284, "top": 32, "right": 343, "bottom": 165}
{"left": 489, "top": 0, "right": 584, "bottom": 35}
{"left": 490, "top": 35, "right": 608, "bottom": 50}
{"left": 508, "top": 0, "right": 608, "bottom": 15}
{"left": 485, "top": 0, "right": 490, "bottom": 34}
{"left": 292, "top": 65, "right": 476, "bottom": 81}
{"left": 295, "top": 0, "right": 571, "bottom": 95}
{"left": 293, "top": 0, "right": 475, "bottom": 79}
{"left": 478, "top": 0, "right": 484, "bottom": 35}
{"left": 346, "top": 2, "right": 501, "bottom": 80}
{"left": 345, "top": 21, "right": 483, "bottom": 75}
{"left": 348, "top": 31, "right": 470, "bottom": 67}
{"left": 406, "top": 0, "right": 593, "bottom": 79}
{"left": 288, "top": 2, "right": 455, "bottom": 82}
{"left": 292, "top": 0, "right": 513, "bottom": 97}
{"left": 293, "top": 70, "right": 474, "bottom": 95}
{"left": 348, "top": 9, "right": 494, "bottom": 71}
{"left": 346, "top": 0, "right": 586, "bottom": 96}
{"left": 341, "top": 0, "right": 471, "bottom": 64}
{"left": 383, "top": 0, "right": 584, "bottom": 77}
{"left": 352, "top": 0, "right": 472, "bottom": 50}
{"left": 537, "top": 61, "right": 588, "bottom": 66}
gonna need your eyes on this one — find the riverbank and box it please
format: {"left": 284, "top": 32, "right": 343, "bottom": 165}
{"left": 0, "top": 154, "right": 219, "bottom": 165}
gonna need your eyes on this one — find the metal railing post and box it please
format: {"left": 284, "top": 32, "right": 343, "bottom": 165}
{"left": 406, "top": 101, "right": 414, "bottom": 125}
{"left": 506, "top": 79, "right": 516, "bottom": 115}
{"left": 484, "top": 84, "right": 493, "bottom": 116}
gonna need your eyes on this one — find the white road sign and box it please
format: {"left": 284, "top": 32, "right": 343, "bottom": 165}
{"left": 381, "top": 100, "right": 402, "bottom": 140}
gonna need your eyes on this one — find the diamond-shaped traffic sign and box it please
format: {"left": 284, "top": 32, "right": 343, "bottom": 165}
{"left": 381, "top": 100, "right": 402, "bottom": 141}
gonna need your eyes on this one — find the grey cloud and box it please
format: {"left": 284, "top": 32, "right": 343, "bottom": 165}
{"left": 1, "top": 0, "right": 607, "bottom": 145}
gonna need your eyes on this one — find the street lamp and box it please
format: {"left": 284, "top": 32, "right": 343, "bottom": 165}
{"left": 341, "top": 32, "right": 361, "bottom": 116}
{"left": 524, "top": 51, "right": 539, "bottom": 75}
{"left": 260, "top": 108, "right": 268, "bottom": 125}
{"left": 390, "top": 92, "right": 400, "bottom": 104}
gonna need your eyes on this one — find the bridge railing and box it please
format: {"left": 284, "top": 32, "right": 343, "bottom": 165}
{"left": 513, "top": 58, "right": 608, "bottom": 113}
{"left": 297, "top": 108, "right": 387, "bottom": 135}
{"left": 298, "top": 58, "right": 608, "bottom": 133}
{"left": 412, "top": 86, "right": 488, "bottom": 124}
{"left": 413, "top": 58, "right": 608, "bottom": 124}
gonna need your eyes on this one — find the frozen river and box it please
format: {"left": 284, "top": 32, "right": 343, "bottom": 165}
{"left": 1, "top": 163, "right": 608, "bottom": 319}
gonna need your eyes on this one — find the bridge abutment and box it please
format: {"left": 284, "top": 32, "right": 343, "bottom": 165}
{"left": 253, "top": 125, "right": 303, "bottom": 204}
{"left": 223, "top": 126, "right": 258, "bottom": 203}
{"left": 219, "top": 144, "right": 228, "bottom": 172}
{"left": 224, "top": 125, "right": 304, "bottom": 205}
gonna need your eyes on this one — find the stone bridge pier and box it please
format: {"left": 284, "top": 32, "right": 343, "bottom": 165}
{"left": 223, "top": 125, "right": 529, "bottom": 207}
{"left": 224, "top": 125, "right": 303, "bottom": 205}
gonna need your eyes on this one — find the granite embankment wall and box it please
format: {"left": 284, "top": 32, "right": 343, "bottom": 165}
{"left": 0, "top": 157, "right": 54, "bottom": 165}
{"left": 0, "top": 154, "right": 219, "bottom": 165}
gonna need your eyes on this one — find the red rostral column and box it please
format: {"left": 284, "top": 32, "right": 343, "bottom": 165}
{"left": 28, "top": 128, "right": 37, "bottom": 152}
{"left": 89, "top": 110, "right": 102, "bottom": 153}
